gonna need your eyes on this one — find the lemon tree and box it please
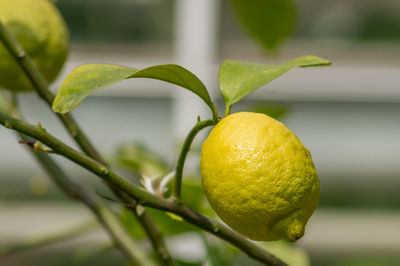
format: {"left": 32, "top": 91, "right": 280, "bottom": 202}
{"left": 0, "top": 2, "right": 332, "bottom": 264}
{"left": 0, "top": 0, "right": 68, "bottom": 92}
{"left": 201, "top": 112, "right": 320, "bottom": 241}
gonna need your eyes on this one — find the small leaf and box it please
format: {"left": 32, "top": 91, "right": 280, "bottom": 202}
{"left": 136, "top": 205, "right": 146, "bottom": 216}
{"left": 219, "top": 56, "right": 331, "bottom": 111}
{"left": 166, "top": 212, "right": 184, "bottom": 222}
{"left": 231, "top": 0, "right": 296, "bottom": 51}
{"left": 53, "top": 64, "right": 214, "bottom": 114}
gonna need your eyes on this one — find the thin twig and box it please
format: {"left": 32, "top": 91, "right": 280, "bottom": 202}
{"left": 0, "top": 20, "right": 174, "bottom": 265}
{"left": 0, "top": 113, "right": 286, "bottom": 266}
{"left": 19, "top": 135, "right": 151, "bottom": 266}
{"left": 173, "top": 119, "right": 217, "bottom": 200}
{"left": 112, "top": 190, "right": 177, "bottom": 266}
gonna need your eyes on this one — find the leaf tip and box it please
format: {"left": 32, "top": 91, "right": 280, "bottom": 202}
{"left": 166, "top": 212, "right": 184, "bottom": 222}
{"left": 298, "top": 55, "right": 332, "bottom": 67}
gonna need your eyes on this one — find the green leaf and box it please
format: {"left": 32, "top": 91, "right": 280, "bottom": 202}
{"left": 166, "top": 212, "right": 184, "bottom": 222}
{"left": 251, "top": 104, "right": 289, "bottom": 120}
{"left": 120, "top": 179, "right": 212, "bottom": 238}
{"left": 219, "top": 56, "right": 331, "bottom": 112}
{"left": 121, "top": 207, "right": 200, "bottom": 238}
{"left": 201, "top": 234, "right": 236, "bottom": 266}
{"left": 52, "top": 64, "right": 214, "bottom": 114}
{"left": 231, "top": 0, "right": 296, "bottom": 51}
{"left": 131, "top": 64, "right": 214, "bottom": 111}
{"left": 52, "top": 64, "right": 137, "bottom": 114}
{"left": 261, "top": 241, "right": 310, "bottom": 266}
{"left": 115, "top": 142, "right": 169, "bottom": 177}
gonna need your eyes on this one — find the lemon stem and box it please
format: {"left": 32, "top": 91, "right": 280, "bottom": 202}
{"left": 225, "top": 104, "right": 231, "bottom": 117}
{"left": 173, "top": 119, "right": 217, "bottom": 200}
{"left": 211, "top": 103, "right": 219, "bottom": 121}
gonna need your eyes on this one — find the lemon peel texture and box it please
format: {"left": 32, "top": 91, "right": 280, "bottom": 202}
{"left": 0, "top": 0, "right": 69, "bottom": 92}
{"left": 200, "top": 112, "right": 320, "bottom": 241}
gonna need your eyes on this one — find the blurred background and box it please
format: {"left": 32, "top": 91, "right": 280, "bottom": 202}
{"left": 1, "top": 0, "right": 400, "bottom": 265}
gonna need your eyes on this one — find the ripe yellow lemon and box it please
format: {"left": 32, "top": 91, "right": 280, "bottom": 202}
{"left": 0, "top": 0, "right": 69, "bottom": 92}
{"left": 200, "top": 112, "right": 320, "bottom": 241}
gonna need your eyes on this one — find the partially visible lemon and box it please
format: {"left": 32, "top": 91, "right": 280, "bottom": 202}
{"left": 200, "top": 112, "right": 320, "bottom": 241}
{"left": 0, "top": 0, "right": 69, "bottom": 92}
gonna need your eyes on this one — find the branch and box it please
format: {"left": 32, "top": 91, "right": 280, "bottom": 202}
{"left": 0, "top": 21, "right": 101, "bottom": 161}
{"left": 113, "top": 190, "right": 177, "bottom": 266}
{"left": 19, "top": 135, "right": 152, "bottom": 266}
{"left": 0, "top": 20, "right": 174, "bottom": 265}
{"left": 8, "top": 92, "right": 152, "bottom": 264}
{"left": 136, "top": 210, "right": 174, "bottom": 265}
{"left": 174, "top": 118, "right": 217, "bottom": 200}
{"left": 0, "top": 113, "right": 286, "bottom": 266}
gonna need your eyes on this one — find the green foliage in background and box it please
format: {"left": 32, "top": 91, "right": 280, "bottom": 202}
{"left": 230, "top": 0, "right": 296, "bottom": 50}
{"left": 251, "top": 104, "right": 288, "bottom": 120}
{"left": 115, "top": 143, "right": 169, "bottom": 178}
{"left": 0, "top": 91, "right": 9, "bottom": 113}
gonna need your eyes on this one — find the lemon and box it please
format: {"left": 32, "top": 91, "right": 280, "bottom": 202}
{"left": 0, "top": 0, "right": 69, "bottom": 92}
{"left": 200, "top": 112, "right": 320, "bottom": 241}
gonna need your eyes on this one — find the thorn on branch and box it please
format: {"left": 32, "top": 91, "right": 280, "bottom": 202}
{"left": 4, "top": 120, "right": 12, "bottom": 128}
{"left": 17, "top": 50, "right": 25, "bottom": 58}
{"left": 18, "top": 140, "right": 54, "bottom": 153}
{"left": 71, "top": 128, "right": 78, "bottom": 137}
{"left": 172, "top": 197, "right": 183, "bottom": 206}
{"left": 19, "top": 139, "right": 35, "bottom": 146}
{"left": 36, "top": 122, "right": 47, "bottom": 131}
{"left": 100, "top": 166, "right": 109, "bottom": 175}
{"left": 95, "top": 191, "right": 121, "bottom": 203}
{"left": 136, "top": 205, "right": 145, "bottom": 216}
{"left": 96, "top": 191, "right": 139, "bottom": 209}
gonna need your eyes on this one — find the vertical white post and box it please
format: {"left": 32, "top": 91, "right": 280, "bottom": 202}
{"left": 173, "top": 0, "right": 220, "bottom": 139}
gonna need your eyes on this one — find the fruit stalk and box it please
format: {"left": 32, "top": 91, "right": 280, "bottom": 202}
{"left": 224, "top": 104, "right": 231, "bottom": 117}
{"left": 174, "top": 118, "right": 217, "bottom": 200}
{"left": 0, "top": 112, "right": 287, "bottom": 266}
